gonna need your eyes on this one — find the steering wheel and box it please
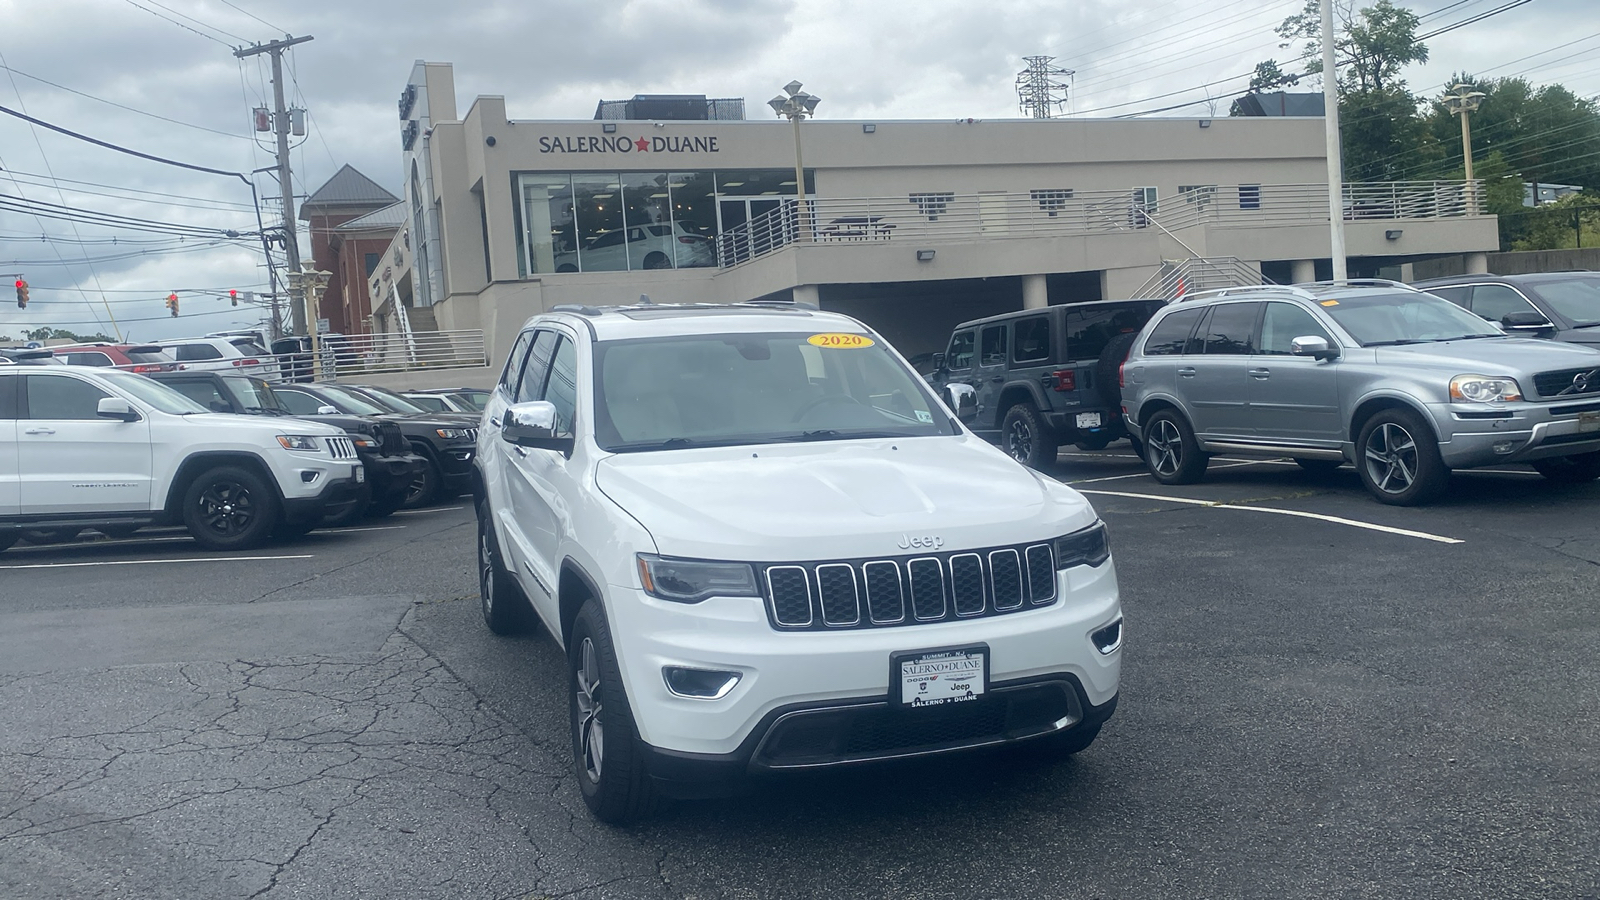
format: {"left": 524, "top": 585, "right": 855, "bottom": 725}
{"left": 791, "top": 393, "right": 864, "bottom": 422}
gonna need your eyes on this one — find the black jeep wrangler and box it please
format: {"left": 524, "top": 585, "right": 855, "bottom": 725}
{"left": 928, "top": 299, "right": 1164, "bottom": 468}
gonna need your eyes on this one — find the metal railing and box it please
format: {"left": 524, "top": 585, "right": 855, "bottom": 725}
{"left": 1131, "top": 257, "right": 1270, "bottom": 301}
{"left": 715, "top": 181, "right": 1487, "bottom": 268}
{"left": 283, "top": 329, "right": 488, "bottom": 381}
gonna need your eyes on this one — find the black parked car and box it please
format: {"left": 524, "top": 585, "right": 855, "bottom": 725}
{"left": 271, "top": 382, "right": 478, "bottom": 506}
{"left": 1415, "top": 271, "right": 1600, "bottom": 348}
{"left": 927, "top": 299, "right": 1166, "bottom": 467}
{"left": 149, "top": 372, "right": 426, "bottom": 522}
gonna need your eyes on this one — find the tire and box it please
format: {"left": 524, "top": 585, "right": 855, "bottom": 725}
{"left": 1095, "top": 331, "right": 1140, "bottom": 410}
{"left": 642, "top": 251, "right": 672, "bottom": 270}
{"left": 1000, "top": 403, "right": 1058, "bottom": 469}
{"left": 182, "top": 465, "right": 281, "bottom": 550}
{"left": 1294, "top": 458, "right": 1343, "bottom": 476}
{"left": 477, "top": 498, "right": 531, "bottom": 635}
{"left": 1531, "top": 451, "right": 1600, "bottom": 484}
{"left": 319, "top": 489, "right": 368, "bottom": 528}
{"left": 1142, "top": 409, "right": 1207, "bottom": 484}
{"left": 403, "top": 456, "right": 440, "bottom": 509}
{"left": 1026, "top": 723, "right": 1103, "bottom": 758}
{"left": 366, "top": 491, "right": 406, "bottom": 518}
{"left": 21, "top": 527, "right": 83, "bottom": 545}
{"left": 569, "top": 599, "right": 659, "bottom": 824}
{"left": 1355, "top": 408, "right": 1449, "bottom": 506}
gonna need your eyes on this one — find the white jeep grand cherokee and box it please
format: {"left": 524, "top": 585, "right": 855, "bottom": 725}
{"left": 1, "top": 365, "right": 363, "bottom": 552}
{"left": 474, "top": 303, "right": 1122, "bottom": 822}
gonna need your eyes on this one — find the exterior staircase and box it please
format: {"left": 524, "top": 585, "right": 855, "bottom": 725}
{"left": 1131, "top": 257, "right": 1268, "bottom": 300}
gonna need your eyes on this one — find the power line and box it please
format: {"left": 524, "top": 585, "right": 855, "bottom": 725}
{"left": 0, "top": 169, "right": 259, "bottom": 211}
{"left": 138, "top": 0, "right": 250, "bottom": 43}
{"left": 214, "top": 0, "right": 284, "bottom": 33}
{"left": 1, "top": 240, "right": 245, "bottom": 267}
{"left": 0, "top": 64, "right": 251, "bottom": 141}
{"left": 0, "top": 194, "right": 255, "bottom": 239}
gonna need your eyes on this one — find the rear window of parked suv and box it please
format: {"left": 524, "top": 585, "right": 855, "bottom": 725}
{"left": 1143, "top": 308, "right": 1204, "bottom": 355}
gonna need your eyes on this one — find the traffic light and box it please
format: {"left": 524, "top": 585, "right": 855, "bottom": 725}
{"left": 229, "top": 289, "right": 239, "bottom": 307}
{"left": 166, "top": 292, "right": 179, "bottom": 317}
{"left": 14, "top": 279, "right": 27, "bottom": 308}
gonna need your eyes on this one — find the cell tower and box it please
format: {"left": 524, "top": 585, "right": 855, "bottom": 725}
{"left": 1016, "top": 55, "right": 1074, "bottom": 118}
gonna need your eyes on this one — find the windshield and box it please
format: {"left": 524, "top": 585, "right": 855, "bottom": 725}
{"left": 1320, "top": 291, "right": 1502, "bottom": 346}
{"left": 1528, "top": 276, "right": 1600, "bottom": 327}
{"left": 99, "top": 370, "right": 208, "bottom": 414}
{"left": 593, "top": 331, "right": 955, "bottom": 452}
{"left": 223, "top": 376, "right": 281, "bottom": 411}
{"left": 356, "top": 384, "right": 430, "bottom": 414}
{"left": 313, "top": 385, "right": 391, "bottom": 416}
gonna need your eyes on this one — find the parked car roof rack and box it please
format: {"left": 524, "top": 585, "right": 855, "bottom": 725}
{"left": 1176, "top": 285, "right": 1317, "bottom": 303}
{"left": 1294, "top": 278, "right": 1427, "bottom": 293}
{"left": 550, "top": 304, "right": 605, "bottom": 316}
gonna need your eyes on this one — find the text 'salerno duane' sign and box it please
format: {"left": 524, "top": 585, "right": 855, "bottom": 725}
{"left": 538, "top": 135, "right": 721, "bottom": 154}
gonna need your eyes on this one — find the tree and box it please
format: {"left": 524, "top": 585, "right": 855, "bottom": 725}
{"left": 1421, "top": 76, "right": 1600, "bottom": 191}
{"left": 22, "top": 327, "right": 115, "bottom": 343}
{"left": 1502, "top": 192, "right": 1600, "bottom": 251}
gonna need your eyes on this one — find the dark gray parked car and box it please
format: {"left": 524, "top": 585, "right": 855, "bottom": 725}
{"left": 1414, "top": 271, "right": 1600, "bottom": 348}
{"left": 1120, "top": 280, "right": 1600, "bottom": 504}
{"left": 928, "top": 299, "right": 1165, "bottom": 467}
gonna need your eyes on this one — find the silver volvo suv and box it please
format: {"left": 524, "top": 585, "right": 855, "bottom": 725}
{"left": 1119, "top": 280, "right": 1600, "bottom": 505}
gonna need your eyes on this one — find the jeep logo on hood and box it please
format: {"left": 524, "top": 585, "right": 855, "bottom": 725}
{"left": 898, "top": 534, "right": 944, "bottom": 550}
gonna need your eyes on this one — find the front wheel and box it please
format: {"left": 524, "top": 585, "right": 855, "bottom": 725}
{"left": 1001, "top": 404, "right": 1058, "bottom": 469}
{"left": 1142, "top": 409, "right": 1207, "bottom": 484}
{"left": 570, "top": 599, "right": 659, "bottom": 824}
{"left": 182, "top": 465, "right": 281, "bottom": 550}
{"left": 403, "top": 456, "right": 439, "bottom": 509}
{"left": 477, "top": 499, "right": 530, "bottom": 635}
{"left": 1356, "top": 409, "right": 1448, "bottom": 505}
{"left": 1531, "top": 451, "right": 1600, "bottom": 484}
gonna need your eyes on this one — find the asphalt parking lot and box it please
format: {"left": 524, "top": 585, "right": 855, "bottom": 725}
{"left": 3, "top": 453, "right": 1598, "bottom": 900}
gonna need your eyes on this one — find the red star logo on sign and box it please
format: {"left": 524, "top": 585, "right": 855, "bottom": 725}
{"left": 634, "top": 137, "right": 649, "bottom": 151}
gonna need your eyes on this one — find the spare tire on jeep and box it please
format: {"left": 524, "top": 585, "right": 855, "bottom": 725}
{"left": 1094, "top": 331, "right": 1140, "bottom": 411}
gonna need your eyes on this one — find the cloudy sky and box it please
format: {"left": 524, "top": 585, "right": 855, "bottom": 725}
{"left": 1, "top": 0, "right": 1594, "bottom": 342}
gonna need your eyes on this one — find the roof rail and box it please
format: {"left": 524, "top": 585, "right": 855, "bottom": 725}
{"left": 1176, "top": 284, "right": 1317, "bottom": 303}
{"left": 1294, "top": 278, "right": 1426, "bottom": 293}
{"left": 550, "top": 304, "right": 605, "bottom": 317}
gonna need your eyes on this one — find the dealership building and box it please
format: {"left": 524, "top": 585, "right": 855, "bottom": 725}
{"left": 366, "top": 62, "right": 1499, "bottom": 369}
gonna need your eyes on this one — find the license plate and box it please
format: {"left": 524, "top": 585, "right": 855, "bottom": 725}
{"left": 355, "top": 466, "right": 366, "bottom": 483}
{"left": 1076, "top": 412, "right": 1102, "bottom": 429}
{"left": 1581, "top": 412, "right": 1600, "bottom": 433}
{"left": 892, "top": 645, "right": 988, "bottom": 708}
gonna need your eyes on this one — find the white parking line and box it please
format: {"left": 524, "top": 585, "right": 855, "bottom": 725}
{"left": 0, "top": 554, "right": 315, "bottom": 571}
{"left": 392, "top": 506, "right": 464, "bottom": 516}
{"left": 1068, "top": 459, "right": 1270, "bottom": 485}
{"left": 1078, "top": 489, "right": 1465, "bottom": 544}
{"left": 317, "top": 525, "right": 407, "bottom": 533}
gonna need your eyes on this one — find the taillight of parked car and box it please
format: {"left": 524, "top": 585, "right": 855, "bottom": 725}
{"left": 232, "top": 358, "right": 260, "bottom": 367}
{"left": 1050, "top": 369, "right": 1076, "bottom": 392}
{"left": 132, "top": 364, "right": 160, "bottom": 373}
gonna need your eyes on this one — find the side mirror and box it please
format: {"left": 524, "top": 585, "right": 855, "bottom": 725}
{"left": 502, "top": 400, "right": 575, "bottom": 454}
{"left": 930, "top": 352, "right": 946, "bottom": 371}
{"left": 1501, "top": 310, "right": 1553, "bottom": 332}
{"left": 1290, "top": 335, "right": 1340, "bottom": 361}
{"left": 943, "top": 382, "right": 977, "bottom": 419}
{"left": 316, "top": 405, "right": 340, "bottom": 415}
{"left": 97, "top": 397, "right": 140, "bottom": 422}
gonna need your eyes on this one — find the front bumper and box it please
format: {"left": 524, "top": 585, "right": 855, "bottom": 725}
{"left": 1426, "top": 401, "right": 1600, "bottom": 467}
{"left": 437, "top": 443, "right": 476, "bottom": 491}
{"left": 280, "top": 465, "right": 364, "bottom": 525}
{"left": 605, "top": 558, "right": 1122, "bottom": 761}
{"left": 359, "top": 450, "right": 426, "bottom": 499}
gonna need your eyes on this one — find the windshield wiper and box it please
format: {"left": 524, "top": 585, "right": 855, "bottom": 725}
{"left": 609, "top": 437, "right": 700, "bottom": 452}
{"left": 1435, "top": 334, "right": 1503, "bottom": 341}
{"left": 793, "top": 430, "right": 907, "bottom": 442}
{"left": 244, "top": 405, "right": 287, "bottom": 415}
{"left": 1363, "top": 339, "right": 1428, "bottom": 346}
{"left": 1570, "top": 320, "right": 1600, "bottom": 329}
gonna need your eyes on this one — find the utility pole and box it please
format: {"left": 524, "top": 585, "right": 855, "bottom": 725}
{"left": 1320, "top": 0, "right": 1347, "bottom": 281}
{"left": 235, "top": 35, "right": 313, "bottom": 334}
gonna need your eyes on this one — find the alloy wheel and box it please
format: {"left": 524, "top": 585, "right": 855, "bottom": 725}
{"left": 1148, "top": 419, "right": 1182, "bottom": 476}
{"left": 479, "top": 531, "right": 495, "bottom": 618}
{"left": 575, "top": 638, "right": 605, "bottom": 784}
{"left": 196, "top": 480, "right": 255, "bottom": 536}
{"left": 1005, "top": 418, "right": 1034, "bottom": 463}
{"left": 1364, "top": 422, "right": 1418, "bottom": 494}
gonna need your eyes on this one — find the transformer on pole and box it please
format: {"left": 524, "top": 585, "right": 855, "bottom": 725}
{"left": 1016, "top": 56, "right": 1074, "bottom": 118}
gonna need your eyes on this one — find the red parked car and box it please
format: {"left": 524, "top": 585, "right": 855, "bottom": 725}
{"left": 51, "top": 343, "right": 178, "bottom": 372}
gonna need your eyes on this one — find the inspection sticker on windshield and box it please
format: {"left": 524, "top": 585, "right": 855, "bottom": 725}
{"left": 807, "top": 333, "right": 875, "bottom": 349}
{"left": 1320, "top": 300, "right": 1340, "bottom": 306}
{"left": 915, "top": 410, "right": 934, "bottom": 423}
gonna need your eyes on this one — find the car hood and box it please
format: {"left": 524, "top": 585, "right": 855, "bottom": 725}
{"left": 184, "top": 412, "right": 345, "bottom": 437}
{"left": 380, "top": 413, "right": 477, "bottom": 431}
{"left": 1376, "top": 337, "right": 1600, "bottom": 375}
{"left": 595, "top": 434, "right": 1097, "bottom": 561}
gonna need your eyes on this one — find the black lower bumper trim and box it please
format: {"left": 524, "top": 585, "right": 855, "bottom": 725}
{"left": 281, "top": 476, "right": 362, "bottom": 525}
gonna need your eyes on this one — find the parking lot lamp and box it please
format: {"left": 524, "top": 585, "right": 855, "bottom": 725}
{"left": 768, "top": 81, "right": 820, "bottom": 241}
{"left": 1441, "top": 83, "right": 1487, "bottom": 213}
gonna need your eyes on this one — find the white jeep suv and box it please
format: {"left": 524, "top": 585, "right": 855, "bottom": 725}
{"left": 1, "top": 366, "right": 363, "bottom": 552}
{"left": 474, "top": 303, "right": 1122, "bottom": 822}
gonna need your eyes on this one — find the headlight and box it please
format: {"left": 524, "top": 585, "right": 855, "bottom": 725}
{"left": 637, "top": 555, "right": 759, "bottom": 604}
{"left": 436, "top": 427, "right": 472, "bottom": 440}
{"left": 276, "top": 434, "right": 321, "bottom": 451}
{"left": 1450, "top": 374, "right": 1522, "bottom": 403}
{"left": 1054, "top": 521, "right": 1110, "bottom": 570}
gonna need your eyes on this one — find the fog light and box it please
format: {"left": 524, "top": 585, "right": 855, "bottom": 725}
{"left": 1493, "top": 440, "right": 1515, "bottom": 454}
{"left": 300, "top": 470, "right": 319, "bottom": 483}
{"left": 1091, "top": 618, "right": 1123, "bottom": 655}
{"left": 663, "top": 666, "right": 741, "bottom": 700}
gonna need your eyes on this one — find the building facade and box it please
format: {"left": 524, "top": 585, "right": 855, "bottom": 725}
{"left": 300, "top": 165, "right": 401, "bottom": 334}
{"left": 374, "top": 63, "right": 1499, "bottom": 370}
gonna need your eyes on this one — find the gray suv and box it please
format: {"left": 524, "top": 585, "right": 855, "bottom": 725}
{"left": 1120, "top": 280, "right": 1600, "bottom": 505}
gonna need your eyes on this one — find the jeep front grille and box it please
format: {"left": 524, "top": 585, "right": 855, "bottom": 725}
{"left": 1534, "top": 367, "right": 1600, "bottom": 398}
{"left": 377, "top": 422, "right": 406, "bottom": 454}
{"left": 325, "top": 436, "right": 358, "bottom": 461}
{"left": 763, "top": 542, "right": 1058, "bottom": 631}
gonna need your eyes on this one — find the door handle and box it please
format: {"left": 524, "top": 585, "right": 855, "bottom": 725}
{"left": 513, "top": 446, "right": 527, "bottom": 458}
{"left": 23, "top": 426, "right": 55, "bottom": 435}
{"left": 1177, "top": 367, "right": 1196, "bottom": 378}
{"left": 989, "top": 375, "right": 1004, "bottom": 384}
{"left": 1248, "top": 368, "right": 1271, "bottom": 379}
{"left": 489, "top": 417, "right": 502, "bottom": 427}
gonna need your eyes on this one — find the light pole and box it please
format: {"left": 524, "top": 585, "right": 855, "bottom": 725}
{"left": 288, "top": 267, "right": 332, "bottom": 381}
{"left": 1320, "top": 0, "right": 1348, "bottom": 281}
{"left": 768, "top": 81, "right": 820, "bottom": 241}
{"left": 1441, "top": 83, "right": 1487, "bottom": 213}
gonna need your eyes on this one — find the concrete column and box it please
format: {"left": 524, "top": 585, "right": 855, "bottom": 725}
{"left": 1022, "top": 273, "right": 1048, "bottom": 309}
{"left": 1290, "top": 259, "right": 1317, "bottom": 285}
{"left": 1465, "top": 252, "right": 1489, "bottom": 274}
{"left": 792, "top": 284, "right": 820, "bottom": 307}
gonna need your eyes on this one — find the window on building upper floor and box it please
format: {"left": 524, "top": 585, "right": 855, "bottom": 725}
{"left": 1239, "top": 185, "right": 1262, "bottom": 209}
{"left": 910, "top": 192, "right": 954, "bottom": 221}
{"left": 1031, "top": 189, "right": 1074, "bottom": 217}
{"left": 1178, "top": 185, "right": 1216, "bottom": 208}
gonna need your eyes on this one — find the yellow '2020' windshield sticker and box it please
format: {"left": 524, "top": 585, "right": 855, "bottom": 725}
{"left": 807, "top": 333, "right": 874, "bottom": 348}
